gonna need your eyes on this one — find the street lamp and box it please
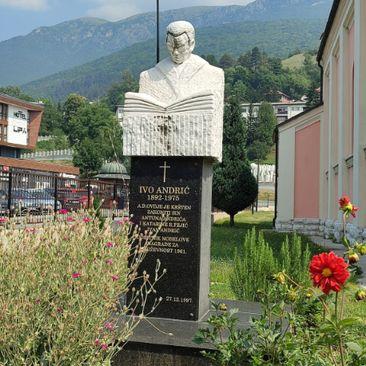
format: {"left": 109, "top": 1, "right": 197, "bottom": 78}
{"left": 156, "top": 0, "right": 160, "bottom": 64}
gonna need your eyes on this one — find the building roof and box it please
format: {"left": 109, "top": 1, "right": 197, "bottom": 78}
{"left": 317, "top": 0, "right": 341, "bottom": 62}
{"left": 0, "top": 157, "right": 80, "bottom": 175}
{"left": 0, "top": 93, "right": 43, "bottom": 111}
{"left": 95, "top": 161, "right": 130, "bottom": 180}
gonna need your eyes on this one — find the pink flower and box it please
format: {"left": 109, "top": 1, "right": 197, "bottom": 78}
{"left": 106, "top": 259, "right": 113, "bottom": 265}
{"left": 117, "top": 217, "right": 130, "bottom": 225}
{"left": 72, "top": 272, "right": 81, "bottom": 279}
{"left": 104, "top": 322, "right": 114, "bottom": 331}
{"left": 101, "top": 343, "right": 108, "bottom": 351}
{"left": 105, "top": 242, "right": 115, "bottom": 248}
{"left": 0, "top": 217, "right": 8, "bottom": 223}
{"left": 25, "top": 227, "right": 36, "bottom": 233}
{"left": 111, "top": 275, "right": 119, "bottom": 282}
{"left": 59, "top": 208, "right": 68, "bottom": 215}
{"left": 66, "top": 216, "right": 75, "bottom": 222}
{"left": 83, "top": 217, "right": 92, "bottom": 223}
{"left": 94, "top": 338, "right": 100, "bottom": 347}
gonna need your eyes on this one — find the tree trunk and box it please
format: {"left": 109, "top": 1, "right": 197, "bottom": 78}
{"left": 230, "top": 213, "right": 235, "bottom": 226}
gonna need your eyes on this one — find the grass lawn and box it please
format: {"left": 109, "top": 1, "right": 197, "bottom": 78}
{"left": 210, "top": 210, "right": 366, "bottom": 322}
{"left": 210, "top": 211, "right": 323, "bottom": 299}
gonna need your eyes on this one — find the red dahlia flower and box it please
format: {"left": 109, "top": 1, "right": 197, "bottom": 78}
{"left": 339, "top": 195, "right": 351, "bottom": 209}
{"left": 339, "top": 195, "right": 358, "bottom": 217}
{"left": 309, "top": 252, "right": 350, "bottom": 294}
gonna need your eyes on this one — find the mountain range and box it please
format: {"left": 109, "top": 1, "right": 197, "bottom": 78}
{"left": 0, "top": 0, "right": 332, "bottom": 88}
{"left": 22, "top": 18, "right": 325, "bottom": 101}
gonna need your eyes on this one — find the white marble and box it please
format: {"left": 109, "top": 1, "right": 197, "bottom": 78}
{"left": 122, "top": 21, "right": 224, "bottom": 161}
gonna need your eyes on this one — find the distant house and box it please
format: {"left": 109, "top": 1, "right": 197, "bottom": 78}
{"left": 275, "top": 0, "right": 366, "bottom": 242}
{"left": 0, "top": 93, "right": 44, "bottom": 158}
{"left": 0, "top": 93, "right": 79, "bottom": 176}
{"left": 242, "top": 92, "right": 307, "bottom": 124}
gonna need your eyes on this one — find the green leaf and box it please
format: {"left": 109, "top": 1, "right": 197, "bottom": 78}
{"left": 346, "top": 342, "right": 363, "bottom": 355}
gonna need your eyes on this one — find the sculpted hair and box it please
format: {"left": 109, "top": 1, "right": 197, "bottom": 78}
{"left": 166, "top": 21, "right": 195, "bottom": 44}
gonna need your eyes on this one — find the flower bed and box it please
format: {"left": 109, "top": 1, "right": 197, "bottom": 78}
{"left": 0, "top": 212, "right": 160, "bottom": 365}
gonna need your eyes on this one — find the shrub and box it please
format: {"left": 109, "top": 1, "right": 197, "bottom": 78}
{"left": 0, "top": 212, "right": 159, "bottom": 365}
{"left": 229, "top": 228, "right": 277, "bottom": 301}
{"left": 230, "top": 228, "right": 311, "bottom": 300}
{"left": 279, "top": 234, "right": 311, "bottom": 285}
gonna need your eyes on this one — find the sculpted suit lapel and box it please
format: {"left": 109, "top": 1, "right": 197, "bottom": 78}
{"left": 156, "top": 55, "right": 208, "bottom": 99}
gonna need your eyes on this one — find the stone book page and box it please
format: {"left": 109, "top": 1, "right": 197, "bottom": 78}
{"left": 124, "top": 91, "right": 214, "bottom": 114}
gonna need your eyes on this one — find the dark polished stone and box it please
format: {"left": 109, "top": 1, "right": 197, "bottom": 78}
{"left": 128, "top": 157, "right": 212, "bottom": 321}
{"left": 113, "top": 299, "right": 260, "bottom": 366}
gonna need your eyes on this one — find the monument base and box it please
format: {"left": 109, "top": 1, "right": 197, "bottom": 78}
{"left": 113, "top": 300, "right": 260, "bottom": 366}
{"left": 129, "top": 157, "right": 213, "bottom": 321}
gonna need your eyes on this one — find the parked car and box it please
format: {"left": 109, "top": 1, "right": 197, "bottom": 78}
{"left": 0, "top": 188, "right": 61, "bottom": 215}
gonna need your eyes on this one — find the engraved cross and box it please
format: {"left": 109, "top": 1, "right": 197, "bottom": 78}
{"left": 159, "top": 161, "right": 170, "bottom": 183}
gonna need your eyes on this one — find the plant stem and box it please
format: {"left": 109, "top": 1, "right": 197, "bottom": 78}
{"left": 335, "top": 292, "right": 338, "bottom": 321}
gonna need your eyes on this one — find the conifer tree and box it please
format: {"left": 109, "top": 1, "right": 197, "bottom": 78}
{"left": 213, "top": 98, "right": 258, "bottom": 226}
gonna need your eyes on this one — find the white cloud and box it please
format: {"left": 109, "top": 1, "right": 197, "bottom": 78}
{"left": 86, "top": 1, "right": 141, "bottom": 20}
{"left": 86, "top": 0, "right": 255, "bottom": 21}
{"left": 0, "top": 0, "right": 48, "bottom": 10}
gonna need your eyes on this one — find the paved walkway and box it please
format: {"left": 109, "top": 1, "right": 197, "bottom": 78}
{"left": 309, "top": 235, "right": 366, "bottom": 287}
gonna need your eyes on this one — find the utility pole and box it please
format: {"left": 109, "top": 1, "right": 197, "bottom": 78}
{"left": 156, "top": 0, "right": 160, "bottom": 64}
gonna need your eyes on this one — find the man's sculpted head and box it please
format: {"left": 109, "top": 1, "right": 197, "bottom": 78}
{"left": 166, "top": 21, "right": 195, "bottom": 64}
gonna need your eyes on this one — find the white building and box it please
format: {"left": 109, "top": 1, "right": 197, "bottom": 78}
{"left": 242, "top": 100, "right": 307, "bottom": 124}
{"left": 275, "top": 0, "right": 366, "bottom": 243}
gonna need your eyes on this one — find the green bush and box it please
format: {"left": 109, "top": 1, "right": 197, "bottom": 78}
{"left": 230, "top": 228, "right": 311, "bottom": 300}
{"left": 230, "top": 228, "right": 277, "bottom": 301}
{"left": 279, "top": 234, "right": 311, "bottom": 285}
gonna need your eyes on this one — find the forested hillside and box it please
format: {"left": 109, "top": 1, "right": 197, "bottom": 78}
{"left": 23, "top": 19, "right": 324, "bottom": 101}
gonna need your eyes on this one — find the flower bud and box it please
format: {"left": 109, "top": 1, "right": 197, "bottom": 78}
{"left": 355, "top": 289, "right": 366, "bottom": 301}
{"left": 357, "top": 245, "right": 366, "bottom": 256}
{"left": 273, "top": 272, "right": 286, "bottom": 285}
{"left": 305, "top": 291, "right": 313, "bottom": 299}
{"left": 286, "top": 289, "right": 298, "bottom": 302}
{"left": 348, "top": 252, "right": 360, "bottom": 264}
{"left": 218, "top": 303, "right": 227, "bottom": 311}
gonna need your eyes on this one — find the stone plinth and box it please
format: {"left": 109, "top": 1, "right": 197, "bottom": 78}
{"left": 128, "top": 157, "right": 212, "bottom": 321}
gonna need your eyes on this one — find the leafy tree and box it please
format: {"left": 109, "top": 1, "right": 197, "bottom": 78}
{"left": 237, "top": 51, "right": 251, "bottom": 68}
{"left": 62, "top": 93, "right": 88, "bottom": 133}
{"left": 219, "top": 53, "right": 236, "bottom": 69}
{"left": 306, "top": 81, "right": 321, "bottom": 108}
{"left": 0, "top": 86, "right": 34, "bottom": 101}
{"left": 204, "top": 54, "right": 219, "bottom": 67}
{"left": 213, "top": 98, "right": 258, "bottom": 226}
{"left": 40, "top": 99, "right": 63, "bottom": 135}
{"left": 69, "top": 102, "right": 123, "bottom": 177}
{"left": 247, "top": 102, "right": 276, "bottom": 162}
{"left": 73, "top": 138, "right": 105, "bottom": 178}
{"left": 104, "top": 70, "right": 138, "bottom": 112}
{"left": 250, "top": 47, "right": 262, "bottom": 70}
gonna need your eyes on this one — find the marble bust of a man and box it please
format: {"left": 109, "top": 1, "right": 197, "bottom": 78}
{"left": 139, "top": 21, "right": 224, "bottom": 105}
{"left": 123, "top": 21, "right": 224, "bottom": 161}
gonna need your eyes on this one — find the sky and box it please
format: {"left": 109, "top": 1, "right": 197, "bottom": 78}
{"left": 0, "top": 0, "right": 255, "bottom": 42}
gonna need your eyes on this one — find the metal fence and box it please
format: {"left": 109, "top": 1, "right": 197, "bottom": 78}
{"left": 0, "top": 168, "right": 128, "bottom": 222}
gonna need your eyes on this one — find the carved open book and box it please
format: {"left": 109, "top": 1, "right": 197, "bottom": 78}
{"left": 124, "top": 92, "right": 214, "bottom": 114}
{"left": 122, "top": 91, "right": 222, "bottom": 161}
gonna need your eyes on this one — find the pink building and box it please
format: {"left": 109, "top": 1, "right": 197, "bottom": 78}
{"left": 275, "top": 0, "right": 366, "bottom": 242}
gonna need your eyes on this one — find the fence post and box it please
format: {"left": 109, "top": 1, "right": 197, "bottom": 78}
{"left": 54, "top": 175, "right": 58, "bottom": 213}
{"left": 7, "top": 168, "right": 12, "bottom": 217}
{"left": 87, "top": 180, "right": 91, "bottom": 209}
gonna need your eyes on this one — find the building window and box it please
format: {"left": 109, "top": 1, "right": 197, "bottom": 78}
{"left": 0, "top": 103, "right": 8, "bottom": 120}
{"left": 0, "top": 124, "right": 7, "bottom": 142}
